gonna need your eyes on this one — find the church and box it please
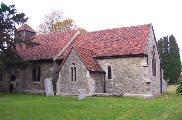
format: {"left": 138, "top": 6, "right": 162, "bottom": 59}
{"left": 0, "top": 24, "right": 167, "bottom": 97}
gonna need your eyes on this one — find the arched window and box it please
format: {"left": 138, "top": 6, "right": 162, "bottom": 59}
{"left": 32, "top": 65, "right": 41, "bottom": 82}
{"left": 71, "top": 63, "right": 76, "bottom": 81}
{"left": 32, "top": 66, "right": 36, "bottom": 82}
{"left": 71, "top": 67, "right": 73, "bottom": 81}
{"left": 152, "top": 57, "right": 156, "bottom": 76}
{"left": 152, "top": 46, "right": 156, "bottom": 76}
{"left": 108, "top": 65, "right": 112, "bottom": 79}
{"left": 37, "top": 66, "right": 41, "bottom": 82}
{"left": 0, "top": 71, "right": 2, "bottom": 81}
{"left": 74, "top": 67, "right": 76, "bottom": 81}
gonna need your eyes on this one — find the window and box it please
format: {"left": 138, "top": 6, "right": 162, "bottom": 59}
{"left": 37, "top": 66, "right": 41, "bottom": 82}
{"left": 144, "top": 56, "right": 148, "bottom": 65}
{"left": 0, "top": 71, "right": 2, "bottom": 81}
{"left": 71, "top": 67, "right": 73, "bottom": 81}
{"left": 108, "top": 65, "right": 112, "bottom": 79}
{"left": 152, "top": 57, "right": 156, "bottom": 76}
{"left": 32, "top": 66, "right": 36, "bottom": 82}
{"left": 74, "top": 67, "right": 76, "bottom": 81}
{"left": 71, "top": 63, "right": 76, "bottom": 81}
{"left": 152, "top": 46, "right": 156, "bottom": 76}
{"left": 32, "top": 65, "right": 41, "bottom": 82}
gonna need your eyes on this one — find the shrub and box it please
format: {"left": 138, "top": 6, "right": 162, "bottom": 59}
{"left": 176, "top": 82, "right": 182, "bottom": 95}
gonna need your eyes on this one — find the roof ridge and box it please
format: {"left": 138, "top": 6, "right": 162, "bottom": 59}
{"left": 81, "top": 23, "right": 152, "bottom": 35}
{"left": 17, "top": 24, "right": 35, "bottom": 33}
{"left": 35, "top": 30, "right": 78, "bottom": 37}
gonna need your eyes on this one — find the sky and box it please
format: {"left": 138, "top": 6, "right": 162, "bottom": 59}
{"left": 3, "top": 0, "right": 182, "bottom": 60}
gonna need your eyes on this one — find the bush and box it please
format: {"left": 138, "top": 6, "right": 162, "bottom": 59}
{"left": 176, "top": 82, "right": 182, "bottom": 95}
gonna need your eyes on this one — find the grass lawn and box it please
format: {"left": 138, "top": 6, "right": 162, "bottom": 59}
{"left": 0, "top": 93, "right": 181, "bottom": 120}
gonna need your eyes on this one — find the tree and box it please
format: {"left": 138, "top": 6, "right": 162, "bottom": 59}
{"left": 158, "top": 36, "right": 169, "bottom": 81}
{"left": 37, "top": 11, "right": 63, "bottom": 34}
{"left": 37, "top": 11, "right": 87, "bottom": 34}
{"left": 158, "top": 35, "right": 181, "bottom": 84}
{"left": 53, "top": 19, "right": 77, "bottom": 32}
{"left": 168, "top": 35, "right": 181, "bottom": 83}
{"left": 0, "top": 3, "right": 37, "bottom": 70}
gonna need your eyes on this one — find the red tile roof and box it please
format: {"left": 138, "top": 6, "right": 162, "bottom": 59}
{"left": 17, "top": 24, "right": 152, "bottom": 72}
{"left": 17, "top": 31, "right": 77, "bottom": 60}
{"left": 17, "top": 24, "right": 35, "bottom": 33}
{"left": 73, "top": 24, "right": 151, "bottom": 58}
{"left": 74, "top": 47, "right": 103, "bottom": 72}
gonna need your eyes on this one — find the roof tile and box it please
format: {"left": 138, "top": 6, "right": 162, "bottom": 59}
{"left": 17, "top": 24, "right": 152, "bottom": 72}
{"left": 17, "top": 24, "right": 35, "bottom": 33}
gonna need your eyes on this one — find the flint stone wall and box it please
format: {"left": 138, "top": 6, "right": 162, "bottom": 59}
{"left": 22, "top": 62, "right": 54, "bottom": 92}
{"left": 97, "top": 57, "right": 149, "bottom": 95}
{"left": 0, "top": 62, "right": 54, "bottom": 93}
{"left": 57, "top": 49, "right": 90, "bottom": 95}
{"left": 145, "top": 28, "right": 163, "bottom": 96}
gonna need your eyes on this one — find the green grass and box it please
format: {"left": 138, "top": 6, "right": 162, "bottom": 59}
{"left": 0, "top": 93, "right": 181, "bottom": 120}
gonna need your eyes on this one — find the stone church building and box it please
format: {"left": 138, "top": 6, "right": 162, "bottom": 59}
{"left": 0, "top": 24, "right": 167, "bottom": 97}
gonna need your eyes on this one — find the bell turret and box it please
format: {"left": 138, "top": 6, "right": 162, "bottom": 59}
{"left": 16, "top": 24, "right": 36, "bottom": 41}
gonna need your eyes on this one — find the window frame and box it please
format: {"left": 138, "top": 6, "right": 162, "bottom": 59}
{"left": 108, "top": 65, "right": 112, "bottom": 79}
{"left": 152, "top": 45, "right": 156, "bottom": 76}
{"left": 0, "top": 71, "right": 2, "bottom": 81}
{"left": 71, "top": 63, "right": 76, "bottom": 81}
{"left": 152, "top": 57, "right": 156, "bottom": 76}
{"left": 71, "top": 67, "right": 73, "bottom": 81}
{"left": 32, "top": 65, "right": 41, "bottom": 82}
{"left": 144, "top": 56, "right": 148, "bottom": 66}
{"left": 74, "top": 67, "right": 76, "bottom": 81}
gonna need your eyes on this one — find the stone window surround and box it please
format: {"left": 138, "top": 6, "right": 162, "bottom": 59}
{"left": 152, "top": 45, "right": 157, "bottom": 76}
{"left": 32, "top": 65, "right": 41, "bottom": 83}
{"left": 71, "top": 63, "right": 76, "bottom": 81}
{"left": 0, "top": 71, "right": 2, "bottom": 81}
{"left": 142, "top": 56, "right": 149, "bottom": 67}
{"left": 104, "top": 63, "right": 113, "bottom": 80}
{"left": 108, "top": 65, "right": 112, "bottom": 79}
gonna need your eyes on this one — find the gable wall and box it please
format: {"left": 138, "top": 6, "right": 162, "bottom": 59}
{"left": 57, "top": 50, "right": 90, "bottom": 95}
{"left": 144, "top": 28, "right": 163, "bottom": 95}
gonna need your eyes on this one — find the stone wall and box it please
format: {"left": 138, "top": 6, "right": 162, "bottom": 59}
{"left": 90, "top": 72, "right": 105, "bottom": 93}
{"left": 0, "top": 71, "right": 11, "bottom": 92}
{"left": 96, "top": 27, "right": 165, "bottom": 97}
{"left": 0, "top": 62, "right": 54, "bottom": 93}
{"left": 57, "top": 49, "right": 90, "bottom": 95}
{"left": 97, "top": 57, "right": 149, "bottom": 95}
{"left": 144, "top": 27, "right": 163, "bottom": 96}
{"left": 22, "top": 62, "right": 54, "bottom": 92}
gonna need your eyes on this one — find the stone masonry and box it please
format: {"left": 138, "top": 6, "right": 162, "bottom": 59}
{"left": 0, "top": 62, "right": 54, "bottom": 93}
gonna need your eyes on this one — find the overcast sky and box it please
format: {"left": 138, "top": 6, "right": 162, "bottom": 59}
{"left": 4, "top": 0, "right": 182, "bottom": 60}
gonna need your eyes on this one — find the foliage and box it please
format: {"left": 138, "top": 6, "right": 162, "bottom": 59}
{"left": 0, "top": 93, "right": 182, "bottom": 120}
{"left": 37, "top": 10, "right": 87, "bottom": 34}
{"left": 176, "top": 82, "right": 182, "bottom": 95}
{"left": 38, "top": 10, "right": 63, "bottom": 34}
{"left": 158, "top": 35, "right": 181, "bottom": 84}
{"left": 78, "top": 27, "right": 87, "bottom": 33}
{"left": 53, "top": 19, "right": 77, "bottom": 32}
{"left": 0, "top": 3, "right": 38, "bottom": 70}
